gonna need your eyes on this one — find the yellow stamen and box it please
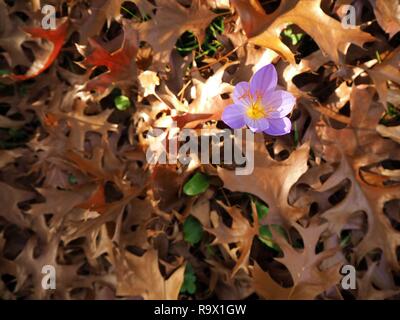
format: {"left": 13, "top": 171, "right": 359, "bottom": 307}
{"left": 246, "top": 100, "right": 266, "bottom": 120}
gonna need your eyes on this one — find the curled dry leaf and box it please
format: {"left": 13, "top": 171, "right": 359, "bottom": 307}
{"left": 12, "top": 20, "right": 69, "bottom": 80}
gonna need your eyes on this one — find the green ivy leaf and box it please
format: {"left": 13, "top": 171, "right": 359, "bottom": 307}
{"left": 180, "top": 263, "right": 197, "bottom": 295}
{"left": 183, "top": 172, "right": 210, "bottom": 196}
{"left": 183, "top": 216, "right": 203, "bottom": 245}
{"left": 114, "top": 95, "right": 131, "bottom": 111}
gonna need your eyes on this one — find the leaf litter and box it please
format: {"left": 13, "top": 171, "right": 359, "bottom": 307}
{"left": 0, "top": 0, "right": 399, "bottom": 300}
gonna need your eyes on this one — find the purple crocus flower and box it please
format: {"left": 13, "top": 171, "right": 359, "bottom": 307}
{"left": 222, "top": 64, "right": 295, "bottom": 136}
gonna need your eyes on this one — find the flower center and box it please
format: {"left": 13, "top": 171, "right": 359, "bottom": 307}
{"left": 246, "top": 100, "right": 266, "bottom": 120}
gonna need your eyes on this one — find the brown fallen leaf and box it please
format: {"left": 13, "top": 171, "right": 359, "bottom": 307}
{"left": 376, "top": 124, "right": 400, "bottom": 144}
{"left": 137, "top": 0, "right": 219, "bottom": 62}
{"left": 368, "top": 47, "right": 400, "bottom": 106}
{"left": 231, "top": 0, "right": 374, "bottom": 64}
{"left": 218, "top": 133, "right": 310, "bottom": 222}
{"left": 206, "top": 201, "right": 259, "bottom": 276}
{"left": 317, "top": 85, "right": 400, "bottom": 269}
{"left": 0, "top": 182, "right": 33, "bottom": 228}
{"left": 76, "top": 184, "right": 107, "bottom": 214}
{"left": 29, "top": 187, "right": 91, "bottom": 229}
{"left": 56, "top": 100, "right": 118, "bottom": 151}
{"left": 0, "top": 2, "right": 31, "bottom": 67}
{"left": 372, "top": 0, "right": 400, "bottom": 39}
{"left": 79, "top": 0, "right": 124, "bottom": 40}
{"left": 356, "top": 260, "right": 399, "bottom": 300}
{"left": 12, "top": 20, "right": 69, "bottom": 80}
{"left": 116, "top": 249, "right": 185, "bottom": 299}
{"left": 173, "top": 63, "right": 234, "bottom": 128}
{"left": 253, "top": 222, "right": 342, "bottom": 300}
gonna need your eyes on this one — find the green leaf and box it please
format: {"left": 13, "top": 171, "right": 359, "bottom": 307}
{"left": 0, "top": 69, "right": 11, "bottom": 76}
{"left": 258, "top": 224, "right": 286, "bottom": 252}
{"left": 294, "top": 122, "right": 299, "bottom": 146}
{"left": 183, "top": 172, "right": 210, "bottom": 196}
{"left": 180, "top": 263, "right": 197, "bottom": 295}
{"left": 294, "top": 33, "right": 304, "bottom": 44}
{"left": 206, "top": 243, "right": 215, "bottom": 257}
{"left": 183, "top": 216, "right": 203, "bottom": 245}
{"left": 254, "top": 199, "right": 269, "bottom": 220}
{"left": 283, "top": 28, "right": 293, "bottom": 37}
{"left": 375, "top": 50, "right": 382, "bottom": 64}
{"left": 340, "top": 234, "right": 351, "bottom": 248}
{"left": 283, "top": 27, "right": 303, "bottom": 45}
{"left": 68, "top": 174, "right": 78, "bottom": 185}
{"left": 114, "top": 95, "right": 131, "bottom": 111}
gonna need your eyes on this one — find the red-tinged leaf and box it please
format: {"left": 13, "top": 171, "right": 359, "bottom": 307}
{"left": 172, "top": 113, "right": 214, "bottom": 129}
{"left": 12, "top": 20, "right": 69, "bottom": 80}
{"left": 80, "top": 27, "right": 138, "bottom": 93}
{"left": 76, "top": 184, "right": 107, "bottom": 214}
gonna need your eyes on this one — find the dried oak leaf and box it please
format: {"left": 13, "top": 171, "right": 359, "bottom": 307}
{"left": 79, "top": 0, "right": 125, "bottom": 40}
{"left": 372, "top": 0, "right": 400, "bottom": 39}
{"left": 207, "top": 260, "right": 254, "bottom": 299}
{"left": 12, "top": 20, "right": 69, "bottom": 80}
{"left": 13, "top": 235, "right": 82, "bottom": 299}
{"left": 56, "top": 100, "right": 118, "bottom": 151}
{"left": 116, "top": 249, "right": 185, "bottom": 299}
{"left": 317, "top": 85, "right": 400, "bottom": 269}
{"left": 75, "top": 184, "right": 107, "bottom": 214}
{"left": 29, "top": 187, "right": 91, "bottom": 229}
{"left": 63, "top": 193, "right": 139, "bottom": 244}
{"left": 0, "top": 149, "right": 23, "bottom": 169}
{"left": 218, "top": 134, "right": 310, "bottom": 222}
{"left": 356, "top": 261, "right": 399, "bottom": 300}
{"left": 376, "top": 124, "right": 400, "bottom": 144}
{"left": 137, "top": 0, "right": 219, "bottom": 62}
{"left": 133, "top": 0, "right": 156, "bottom": 17}
{"left": 0, "top": 182, "right": 33, "bottom": 228}
{"left": 78, "top": 26, "right": 138, "bottom": 94}
{"left": 0, "top": 2, "right": 31, "bottom": 67}
{"left": 254, "top": 223, "right": 342, "bottom": 300}
{"left": 206, "top": 201, "right": 259, "bottom": 276}
{"left": 173, "top": 63, "right": 234, "bottom": 128}
{"left": 368, "top": 47, "right": 400, "bottom": 106}
{"left": 151, "top": 165, "right": 187, "bottom": 211}
{"left": 231, "top": 0, "right": 374, "bottom": 64}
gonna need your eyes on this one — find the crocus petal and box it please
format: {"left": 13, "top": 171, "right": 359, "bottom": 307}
{"left": 222, "top": 104, "right": 246, "bottom": 129}
{"left": 232, "top": 81, "right": 252, "bottom": 106}
{"left": 263, "top": 117, "right": 292, "bottom": 136}
{"left": 263, "top": 90, "right": 296, "bottom": 119}
{"left": 245, "top": 117, "right": 270, "bottom": 133}
{"left": 249, "top": 64, "right": 277, "bottom": 97}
